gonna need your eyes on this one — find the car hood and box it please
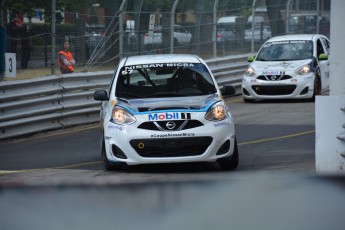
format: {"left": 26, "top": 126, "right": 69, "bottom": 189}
{"left": 251, "top": 59, "right": 311, "bottom": 72}
{"left": 117, "top": 94, "right": 219, "bottom": 112}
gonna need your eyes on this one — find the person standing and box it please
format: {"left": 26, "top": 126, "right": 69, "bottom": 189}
{"left": 57, "top": 40, "right": 75, "bottom": 74}
{"left": 20, "top": 25, "right": 31, "bottom": 69}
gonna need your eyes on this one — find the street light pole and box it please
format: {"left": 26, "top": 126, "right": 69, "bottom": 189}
{"left": 251, "top": 0, "right": 257, "bottom": 53}
{"left": 213, "top": 0, "right": 219, "bottom": 58}
{"left": 286, "top": 0, "right": 292, "bottom": 34}
{"left": 51, "top": 0, "right": 56, "bottom": 75}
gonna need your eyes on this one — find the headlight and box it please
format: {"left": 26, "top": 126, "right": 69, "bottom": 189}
{"left": 245, "top": 66, "right": 255, "bottom": 76}
{"left": 295, "top": 64, "right": 311, "bottom": 75}
{"left": 205, "top": 102, "right": 229, "bottom": 121}
{"left": 111, "top": 107, "right": 136, "bottom": 124}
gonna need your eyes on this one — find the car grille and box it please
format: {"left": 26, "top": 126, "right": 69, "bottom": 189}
{"left": 252, "top": 85, "right": 296, "bottom": 95}
{"left": 130, "top": 136, "right": 213, "bottom": 157}
{"left": 137, "top": 120, "right": 204, "bottom": 131}
{"left": 257, "top": 75, "right": 292, "bottom": 81}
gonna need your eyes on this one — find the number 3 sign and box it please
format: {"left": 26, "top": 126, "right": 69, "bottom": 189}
{"left": 5, "top": 53, "right": 16, "bottom": 78}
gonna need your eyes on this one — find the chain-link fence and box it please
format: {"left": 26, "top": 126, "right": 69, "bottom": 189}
{"left": 2, "top": 0, "right": 330, "bottom": 81}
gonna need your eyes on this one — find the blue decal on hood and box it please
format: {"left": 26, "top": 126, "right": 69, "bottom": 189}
{"left": 115, "top": 94, "right": 221, "bottom": 115}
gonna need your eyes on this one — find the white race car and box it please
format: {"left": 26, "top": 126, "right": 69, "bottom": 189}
{"left": 242, "top": 34, "right": 330, "bottom": 102}
{"left": 94, "top": 54, "right": 238, "bottom": 171}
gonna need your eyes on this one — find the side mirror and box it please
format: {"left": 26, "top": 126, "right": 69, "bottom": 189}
{"left": 94, "top": 90, "right": 109, "bottom": 101}
{"left": 319, "top": 53, "right": 328, "bottom": 61}
{"left": 221, "top": 84, "right": 236, "bottom": 96}
{"left": 248, "top": 56, "right": 255, "bottom": 62}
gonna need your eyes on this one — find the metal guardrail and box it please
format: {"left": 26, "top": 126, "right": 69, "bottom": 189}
{"left": 0, "top": 54, "right": 249, "bottom": 140}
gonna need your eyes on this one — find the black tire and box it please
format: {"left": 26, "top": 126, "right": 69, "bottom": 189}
{"left": 243, "top": 98, "right": 255, "bottom": 103}
{"left": 101, "top": 140, "right": 124, "bottom": 171}
{"left": 311, "top": 73, "right": 322, "bottom": 102}
{"left": 217, "top": 138, "right": 239, "bottom": 170}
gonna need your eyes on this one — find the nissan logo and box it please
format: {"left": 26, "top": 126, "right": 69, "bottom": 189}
{"left": 166, "top": 121, "right": 176, "bottom": 130}
{"left": 271, "top": 75, "right": 277, "bottom": 80}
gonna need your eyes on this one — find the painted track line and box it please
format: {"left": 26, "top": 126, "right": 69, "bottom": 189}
{"left": 238, "top": 130, "right": 315, "bottom": 146}
{"left": 0, "top": 130, "right": 315, "bottom": 175}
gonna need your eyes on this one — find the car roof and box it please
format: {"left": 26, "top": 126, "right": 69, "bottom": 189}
{"left": 266, "top": 34, "right": 324, "bottom": 42}
{"left": 123, "top": 54, "right": 203, "bottom": 66}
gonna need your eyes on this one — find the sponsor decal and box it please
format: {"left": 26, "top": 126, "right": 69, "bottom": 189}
{"left": 264, "top": 40, "right": 307, "bottom": 47}
{"left": 181, "top": 113, "right": 191, "bottom": 120}
{"left": 262, "top": 70, "right": 284, "bottom": 76}
{"left": 122, "top": 63, "right": 195, "bottom": 74}
{"left": 105, "top": 136, "right": 112, "bottom": 140}
{"left": 262, "top": 63, "right": 294, "bottom": 69}
{"left": 148, "top": 112, "right": 191, "bottom": 121}
{"left": 291, "top": 79, "right": 298, "bottom": 83}
{"left": 151, "top": 133, "right": 195, "bottom": 138}
{"left": 214, "top": 121, "right": 231, "bottom": 127}
{"left": 108, "top": 124, "right": 124, "bottom": 131}
{"left": 303, "top": 76, "right": 313, "bottom": 81}
{"left": 148, "top": 112, "right": 178, "bottom": 121}
{"left": 289, "top": 40, "right": 307, "bottom": 44}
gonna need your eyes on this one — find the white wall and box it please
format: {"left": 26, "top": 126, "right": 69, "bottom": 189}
{"left": 315, "top": 0, "right": 345, "bottom": 174}
{"left": 329, "top": 1, "right": 345, "bottom": 95}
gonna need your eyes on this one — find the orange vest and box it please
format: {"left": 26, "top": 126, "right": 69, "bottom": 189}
{"left": 58, "top": 50, "right": 74, "bottom": 73}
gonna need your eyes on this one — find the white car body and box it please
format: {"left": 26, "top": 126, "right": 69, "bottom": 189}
{"left": 242, "top": 34, "right": 330, "bottom": 102}
{"left": 244, "top": 27, "right": 271, "bottom": 41}
{"left": 144, "top": 25, "right": 192, "bottom": 49}
{"left": 94, "top": 54, "right": 238, "bottom": 170}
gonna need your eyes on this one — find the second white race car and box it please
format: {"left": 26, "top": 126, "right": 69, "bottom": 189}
{"left": 242, "top": 34, "right": 330, "bottom": 102}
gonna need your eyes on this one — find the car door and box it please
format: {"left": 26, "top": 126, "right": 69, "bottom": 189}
{"left": 316, "top": 37, "right": 330, "bottom": 90}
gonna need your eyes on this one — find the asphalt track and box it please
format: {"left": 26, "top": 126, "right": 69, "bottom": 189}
{"left": 0, "top": 95, "right": 344, "bottom": 230}
{"left": 0, "top": 95, "right": 316, "bottom": 178}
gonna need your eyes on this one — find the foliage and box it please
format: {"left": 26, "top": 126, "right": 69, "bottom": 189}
{"left": 139, "top": 0, "right": 173, "bottom": 12}
{"left": 8, "top": 0, "right": 99, "bottom": 24}
{"left": 8, "top": 0, "right": 36, "bottom": 18}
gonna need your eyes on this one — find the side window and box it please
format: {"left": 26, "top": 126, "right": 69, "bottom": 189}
{"left": 321, "top": 38, "right": 330, "bottom": 54}
{"left": 316, "top": 39, "right": 325, "bottom": 59}
{"left": 175, "top": 26, "right": 182, "bottom": 33}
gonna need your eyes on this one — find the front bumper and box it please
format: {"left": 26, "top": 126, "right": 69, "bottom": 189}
{"left": 242, "top": 73, "right": 315, "bottom": 100}
{"left": 103, "top": 114, "right": 236, "bottom": 165}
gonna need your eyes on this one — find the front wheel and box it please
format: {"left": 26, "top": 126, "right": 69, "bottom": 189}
{"left": 243, "top": 98, "right": 255, "bottom": 103}
{"left": 311, "top": 73, "right": 322, "bottom": 102}
{"left": 217, "top": 138, "right": 239, "bottom": 170}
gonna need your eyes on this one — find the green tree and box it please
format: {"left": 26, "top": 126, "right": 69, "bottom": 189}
{"left": 7, "top": 0, "right": 98, "bottom": 24}
{"left": 265, "top": 0, "right": 285, "bottom": 36}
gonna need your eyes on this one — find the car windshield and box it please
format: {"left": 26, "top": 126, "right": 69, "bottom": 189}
{"left": 115, "top": 63, "right": 216, "bottom": 99}
{"left": 256, "top": 40, "right": 313, "bottom": 61}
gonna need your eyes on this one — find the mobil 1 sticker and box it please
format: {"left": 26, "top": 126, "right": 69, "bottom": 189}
{"left": 148, "top": 112, "right": 191, "bottom": 121}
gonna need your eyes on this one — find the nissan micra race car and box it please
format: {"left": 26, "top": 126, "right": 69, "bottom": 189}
{"left": 94, "top": 54, "right": 238, "bottom": 171}
{"left": 242, "top": 34, "right": 330, "bottom": 102}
